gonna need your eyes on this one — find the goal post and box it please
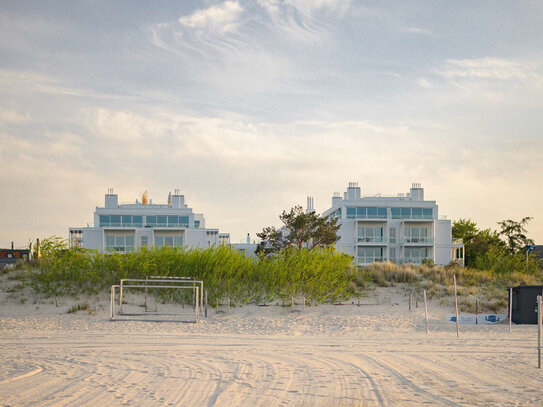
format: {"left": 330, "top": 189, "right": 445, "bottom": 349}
{"left": 110, "top": 283, "right": 200, "bottom": 322}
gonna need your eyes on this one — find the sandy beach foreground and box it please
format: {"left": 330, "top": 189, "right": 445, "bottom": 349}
{"left": 1, "top": 288, "right": 542, "bottom": 406}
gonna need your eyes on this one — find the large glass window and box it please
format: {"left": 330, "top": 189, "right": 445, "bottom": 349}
{"left": 377, "top": 208, "right": 387, "bottom": 218}
{"left": 400, "top": 208, "right": 411, "bottom": 219}
{"left": 346, "top": 207, "right": 356, "bottom": 219}
{"left": 423, "top": 208, "right": 432, "bottom": 219}
{"left": 174, "top": 236, "right": 183, "bottom": 246}
{"left": 133, "top": 216, "right": 143, "bottom": 227}
{"left": 358, "top": 227, "right": 384, "bottom": 242}
{"left": 391, "top": 208, "right": 400, "bottom": 219}
{"left": 146, "top": 216, "right": 156, "bottom": 226}
{"left": 106, "top": 234, "right": 135, "bottom": 251}
{"left": 110, "top": 215, "right": 121, "bottom": 226}
{"left": 167, "top": 216, "right": 178, "bottom": 226}
{"left": 100, "top": 215, "right": 110, "bottom": 226}
{"left": 404, "top": 227, "right": 430, "bottom": 243}
{"left": 412, "top": 208, "right": 423, "bottom": 219}
{"left": 367, "top": 208, "right": 377, "bottom": 218}
{"left": 357, "top": 207, "right": 367, "bottom": 218}
{"left": 357, "top": 247, "right": 384, "bottom": 263}
{"left": 194, "top": 220, "right": 200, "bottom": 228}
{"left": 179, "top": 216, "right": 189, "bottom": 227}
{"left": 157, "top": 216, "right": 167, "bottom": 227}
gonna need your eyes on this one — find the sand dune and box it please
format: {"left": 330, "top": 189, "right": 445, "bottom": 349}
{"left": 1, "top": 288, "right": 542, "bottom": 406}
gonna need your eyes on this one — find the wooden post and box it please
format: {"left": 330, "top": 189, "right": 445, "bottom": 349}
{"left": 228, "top": 297, "right": 231, "bottom": 313}
{"left": 205, "top": 289, "right": 208, "bottom": 318}
{"left": 453, "top": 275, "right": 460, "bottom": 338}
{"left": 409, "top": 293, "right": 412, "bottom": 311}
{"left": 509, "top": 287, "right": 513, "bottom": 333}
{"left": 537, "top": 294, "right": 541, "bottom": 367}
{"left": 303, "top": 296, "right": 306, "bottom": 311}
{"left": 291, "top": 295, "right": 294, "bottom": 311}
{"left": 475, "top": 298, "right": 478, "bottom": 325}
{"left": 423, "top": 289, "right": 429, "bottom": 335}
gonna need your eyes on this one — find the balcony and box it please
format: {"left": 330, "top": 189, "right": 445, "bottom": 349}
{"left": 106, "top": 245, "right": 135, "bottom": 252}
{"left": 402, "top": 237, "right": 434, "bottom": 245}
{"left": 401, "top": 257, "right": 428, "bottom": 265}
{"left": 357, "top": 256, "right": 386, "bottom": 265}
{"left": 357, "top": 236, "right": 386, "bottom": 244}
{"left": 452, "top": 238, "right": 464, "bottom": 245}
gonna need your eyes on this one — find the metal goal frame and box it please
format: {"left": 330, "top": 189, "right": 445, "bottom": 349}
{"left": 110, "top": 282, "right": 200, "bottom": 322}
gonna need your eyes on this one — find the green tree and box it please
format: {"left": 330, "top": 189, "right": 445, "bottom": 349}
{"left": 497, "top": 217, "right": 534, "bottom": 254}
{"left": 256, "top": 206, "right": 340, "bottom": 255}
{"left": 452, "top": 219, "right": 503, "bottom": 266}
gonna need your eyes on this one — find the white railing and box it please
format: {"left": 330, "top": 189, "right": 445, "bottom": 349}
{"left": 357, "top": 257, "right": 386, "bottom": 264}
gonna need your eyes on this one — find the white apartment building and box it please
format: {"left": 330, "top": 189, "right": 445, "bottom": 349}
{"left": 322, "top": 183, "right": 464, "bottom": 266}
{"left": 69, "top": 189, "right": 230, "bottom": 252}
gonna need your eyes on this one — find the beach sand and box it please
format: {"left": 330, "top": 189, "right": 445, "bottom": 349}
{"left": 1, "top": 287, "right": 542, "bottom": 406}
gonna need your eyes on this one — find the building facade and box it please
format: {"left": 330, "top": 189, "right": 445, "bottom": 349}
{"left": 322, "top": 183, "right": 464, "bottom": 266}
{"left": 69, "top": 189, "right": 230, "bottom": 252}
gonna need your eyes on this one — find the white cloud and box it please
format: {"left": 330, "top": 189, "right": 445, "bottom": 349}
{"left": 179, "top": 1, "right": 244, "bottom": 34}
{"left": 439, "top": 57, "right": 542, "bottom": 82}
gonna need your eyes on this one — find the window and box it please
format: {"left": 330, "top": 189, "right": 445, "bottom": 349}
{"left": 141, "top": 236, "right": 148, "bottom": 248}
{"left": 157, "top": 216, "right": 167, "bottom": 227}
{"left": 174, "top": 236, "right": 183, "bottom": 246}
{"left": 346, "top": 207, "right": 356, "bottom": 219}
{"left": 367, "top": 208, "right": 377, "bottom": 218}
{"left": 390, "top": 247, "right": 396, "bottom": 262}
{"left": 155, "top": 236, "right": 164, "bottom": 246}
{"left": 400, "top": 208, "right": 411, "bottom": 219}
{"left": 358, "top": 226, "right": 384, "bottom": 242}
{"left": 179, "top": 216, "right": 189, "bottom": 227}
{"left": 404, "top": 227, "right": 429, "bottom": 243}
{"left": 412, "top": 208, "right": 423, "bottom": 219}
{"left": 146, "top": 216, "right": 156, "bottom": 226}
{"left": 357, "top": 207, "right": 367, "bottom": 218}
{"left": 194, "top": 220, "right": 200, "bottom": 228}
{"left": 377, "top": 208, "right": 387, "bottom": 218}
{"left": 391, "top": 208, "right": 400, "bottom": 219}
{"left": 100, "top": 215, "right": 110, "bottom": 226}
{"left": 423, "top": 208, "right": 432, "bottom": 219}
{"left": 106, "top": 234, "right": 134, "bottom": 251}
{"left": 122, "top": 215, "right": 131, "bottom": 226}
{"left": 167, "top": 216, "right": 178, "bottom": 226}
{"left": 133, "top": 216, "right": 143, "bottom": 227}
{"left": 164, "top": 236, "right": 174, "bottom": 246}
{"left": 390, "top": 227, "right": 396, "bottom": 243}
{"left": 110, "top": 215, "right": 121, "bottom": 226}
{"left": 357, "top": 247, "right": 384, "bottom": 263}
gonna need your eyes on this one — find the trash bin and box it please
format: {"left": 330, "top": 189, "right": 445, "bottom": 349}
{"left": 510, "top": 285, "right": 543, "bottom": 324}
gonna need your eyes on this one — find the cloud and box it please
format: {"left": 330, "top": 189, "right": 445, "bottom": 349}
{"left": 438, "top": 57, "right": 543, "bottom": 83}
{"left": 179, "top": 1, "right": 244, "bottom": 34}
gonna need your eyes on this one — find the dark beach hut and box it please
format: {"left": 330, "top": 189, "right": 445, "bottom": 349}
{"left": 509, "top": 285, "right": 543, "bottom": 324}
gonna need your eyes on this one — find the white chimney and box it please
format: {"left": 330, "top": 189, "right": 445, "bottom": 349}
{"left": 346, "top": 182, "right": 361, "bottom": 200}
{"left": 410, "top": 183, "right": 424, "bottom": 201}
{"left": 105, "top": 188, "right": 118, "bottom": 208}
{"left": 332, "top": 192, "right": 342, "bottom": 206}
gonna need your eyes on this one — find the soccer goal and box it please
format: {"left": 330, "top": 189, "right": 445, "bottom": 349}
{"left": 110, "top": 278, "right": 200, "bottom": 322}
{"left": 143, "top": 276, "right": 204, "bottom": 312}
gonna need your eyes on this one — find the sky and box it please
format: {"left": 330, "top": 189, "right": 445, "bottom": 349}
{"left": 1, "top": 0, "right": 543, "bottom": 248}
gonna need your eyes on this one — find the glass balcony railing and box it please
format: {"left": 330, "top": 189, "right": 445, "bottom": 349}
{"left": 357, "top": 257, "right": 386, "bottom": 264}
{"left": 402, "top": 237, "right": 434, "bottom": 244}
{"left": 357, "top": 236, "right": 386, "bottom": 243}
{"left": 106, "top": 245, "right": 135, "bottom": 252}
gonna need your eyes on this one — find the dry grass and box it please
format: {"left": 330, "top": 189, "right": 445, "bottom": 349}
{"left": 355, "top": 262, "right": 543, "bottom": 313}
